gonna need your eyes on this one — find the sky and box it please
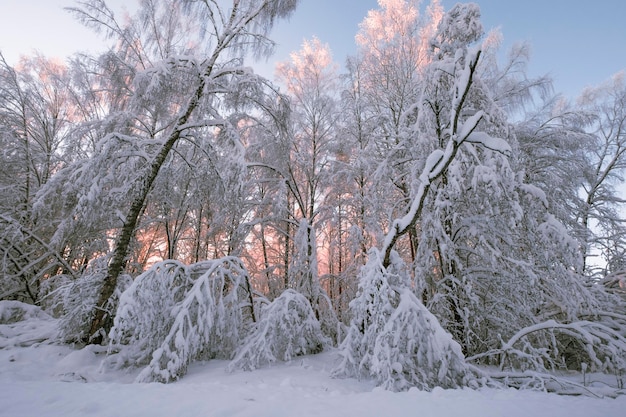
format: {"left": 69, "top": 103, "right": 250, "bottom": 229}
{"left": 0, "top": 0, "right": 625, "bottom": 99}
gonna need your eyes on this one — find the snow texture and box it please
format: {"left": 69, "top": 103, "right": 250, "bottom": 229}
{"left": 456, "top": 111, "right": 484, "bottom": 143}
{"left": 419, "top": 149, "right": 444, "bottom": 184}
{"left": 2, "top": 312, "right": 625, "bottom": 417}
{"left": 0, "top": 300, "right": 51, "bottom": 324}
{"left": 0, "top": 301, "right": 56, "bottom": 349}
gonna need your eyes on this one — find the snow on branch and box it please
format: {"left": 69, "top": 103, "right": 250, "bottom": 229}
{"left": 106, "top": 258, "right": 255, "bottom": 383}
{"left": 381, "top": 111, "right": 485, "bottom": 267}
{"left": 227, "top": 289, "right": 329, "bottom": 372}
{"left": 454, "top": 110, "right": 484, "bottom": 144}
{"left": 465, "top": 131, "right": 512, "bottom": 156}
{"left": 0, "top": 214, "right": 78, "bottom": 281}
{"left": 465, "top": 318, "right": 626, "bottom": 396}
{"left": 380, "top": 49, "right": 497, "bottom": 267}
{"left": 499, "top": 320, "right": 626, "bottom": 372}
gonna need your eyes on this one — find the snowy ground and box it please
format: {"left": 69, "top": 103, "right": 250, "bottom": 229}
{"left": 1, "top": 311, "right": 625, "bottom": 417}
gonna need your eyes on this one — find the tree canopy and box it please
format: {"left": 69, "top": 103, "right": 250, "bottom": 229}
{"left": 1, "top": 0, "right": 625, "bottom": 394}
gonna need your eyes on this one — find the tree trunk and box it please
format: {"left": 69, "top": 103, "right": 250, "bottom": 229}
{"left": 87, "top": 67, "right": 210, "bottom": 343}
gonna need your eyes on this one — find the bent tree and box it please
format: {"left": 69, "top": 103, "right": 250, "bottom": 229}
{"left": 334, "top": 3, "right": 504, "bottom": 390}
{"left": 66, "top": 0, "right": 299, "bottom": 343}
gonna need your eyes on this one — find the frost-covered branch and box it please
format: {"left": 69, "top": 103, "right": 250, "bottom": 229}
{"left": 381, "top": 50, "right": 484, "bottom": 267}
{"left": 106, "top": 258, "right": 255, "bottom": 383}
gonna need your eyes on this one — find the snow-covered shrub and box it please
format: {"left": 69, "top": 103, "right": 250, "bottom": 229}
{"left": 107, "top": 260, "right": 196, "bottom": 367}
{"left": 107, "top": 257, "right": 254, "bottom": 383}
{"left": 228, "top": 289, "right": 328, "bottom": 371}
{"left": 334, "top": 249, "right": 400, "bottom": 379}
{"left": 57, "top": 258, "right": 131, "bottom": 344}
{"left": 476, "top": 320, "right": 626, "bottom": 375}
{"left": 333, "top": 249, "right": 471, "bottom": 391}
{"left": 0, "top": 300, "right": 51, "bottom": 324}
{"left": 371, "top": 289, "right": 470, "bottom": 391}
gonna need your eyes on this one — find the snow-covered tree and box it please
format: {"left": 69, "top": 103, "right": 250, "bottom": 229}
{"left": 334, "top": 249, "right": 470, "bottom": 391}
{"left": 240, "top": 90, "right": 293, "bottom": 296}
{"left": 576, "top": 73, "right": 626, "bottom": 275}
{"left": 274, "top": 37, "right": 339, "bottom": 295}
{"left": 400, "top": 5, "right": 626, "bottom": 372}
{"left": 335, "top": 4, "right": 492, "bottom": 387}
{"left": 348, "top": 0, "right": 444, "bottom": 263}
{"left": 107, "top": 257, "right": 255, "bottom": 382}
{"left": 227, "top": 289, "right": 328, "bottom": 371}
{"left": 240, "top": 38, "right": 341, "bottom": 339}
{"left": 0, "top": 54, "right": 81, "bottom": 303}
{"left": 53, "top": 0, "right": 299, "bottom": 342}
{"left": 335, "top": 1, "right": 623, "bottom": 390}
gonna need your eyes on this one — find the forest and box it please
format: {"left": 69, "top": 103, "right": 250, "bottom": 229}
{"left": 0, "top": 0, "right": 625, "bottom": 394}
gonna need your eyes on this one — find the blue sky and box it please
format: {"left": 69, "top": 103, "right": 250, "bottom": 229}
{"left": 265, "top": 0, "right": 626, "bottom": 98}
{"left": 1, "top": 0, "right": 625, "bottom": 98}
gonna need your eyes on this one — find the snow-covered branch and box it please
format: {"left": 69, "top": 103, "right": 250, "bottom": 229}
{"left": 106, "top": 258, "right": 254, "bottom": 383}
{"left": 465, "top": 131, "right": 512, "bottom": 156}
{"left": 381, "top": 50, "right": 485, "bottom": 267}
{"left": 466, "top": 319, "right": 626, "bottom": 375}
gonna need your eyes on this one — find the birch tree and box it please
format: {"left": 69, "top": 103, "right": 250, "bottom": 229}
{"left": 349, "top": 0, "right": 444, "bottom": 263}
{"left": 335, "top": 2, "right": 488, "bottom": 389}
{"left": 58, "top": 0, "right": 299, "bottom": 343}
{"left": 272, "top": 38, "right": 339, "bottom": 307}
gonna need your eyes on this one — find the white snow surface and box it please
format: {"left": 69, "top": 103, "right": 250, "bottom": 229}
{"left": 1, "top": 317, "right": 625, "bottom": 417}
